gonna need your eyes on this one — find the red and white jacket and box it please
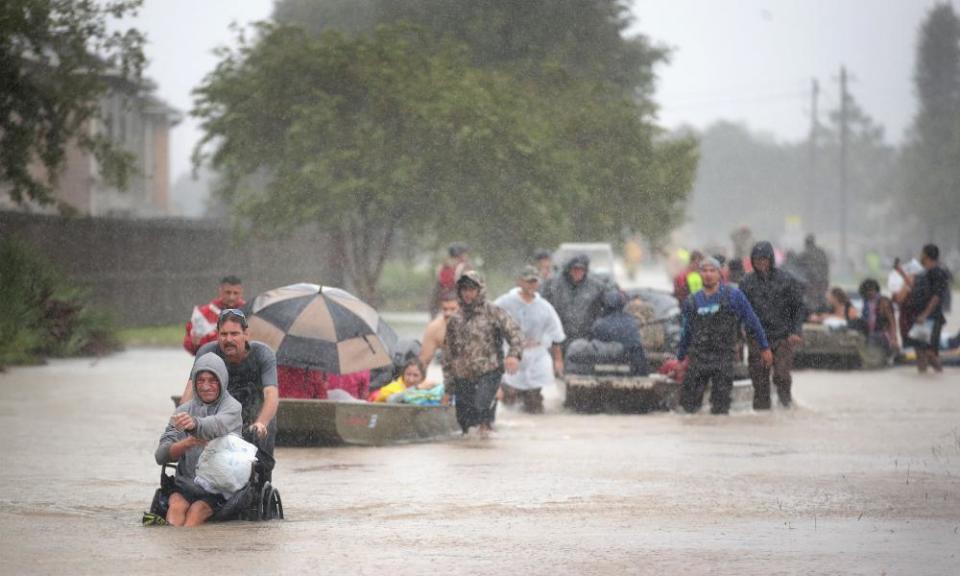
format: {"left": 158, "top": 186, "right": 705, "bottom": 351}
{"left": 182, "top": 297, "right": 245, "bottom": 355}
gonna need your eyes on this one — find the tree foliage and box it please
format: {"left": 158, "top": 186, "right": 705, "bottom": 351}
{"left": 196, "top": 3, "right": 696, "bottom": 300}
{"left": 0, "top": 0, "right": 144, "bottom": 207}
{"left": 273, "top": 0, "right": 664, "bottom": 97}
{"left": 901, "top": 2, "right": 960, "bottom": 250}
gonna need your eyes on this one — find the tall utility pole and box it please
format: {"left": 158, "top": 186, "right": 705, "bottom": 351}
{"left": 839, "top": 66, "right": 849, "bottom": 275}
{"left": 808, "top": 78, "right": 819, "bottom": 233}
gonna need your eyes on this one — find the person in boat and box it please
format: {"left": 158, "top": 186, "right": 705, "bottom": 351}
{"left": 591, "top": 289, "right": 649, "bottom": 377}
{"left": 741, "top": 241, "right": 806, "bottom": 409}
{"left": 369, "top": 359, "right": 434, "bottom": 402}
{"left": 808, "top": 287, "right": 859, "bottom": 325}
{"left": 678, "top": 257, "right": 772, "bottom": 415}
{"left": 855, "top": 278, "right": 899, "bottom": 356}
{"left": 157, "top": 353, "right": 242, "bottom": 527}
{"left": 420, "top": 290, "right": 459, "bottom": 368}
{"left": 443, "top": 271, "right": 523, "bottom": 436}
{"left": 494, "top": 265, "right": 566, "bottom": 414}
{"left": 182, "top": 275, "right": 244, "bottom": 355}
{"left": 180, "top": 309, "right": 279, "bottom": 480}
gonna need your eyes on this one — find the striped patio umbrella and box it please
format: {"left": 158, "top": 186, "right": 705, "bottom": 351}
{"left": 246, "top": 283, "right": 397, "bottom": 374}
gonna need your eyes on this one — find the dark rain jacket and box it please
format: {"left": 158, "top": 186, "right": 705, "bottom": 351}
{"left": 443, "top": 271, "right": 524, "bottom": 386}
{"left": 591, "top": 291, "right": 649, "bottom": 375}
{"left": 542, "top": 254, "right": 607, "bottom": 342}
{"left": 739, "top": 241, "right": 806, "bottom": 343}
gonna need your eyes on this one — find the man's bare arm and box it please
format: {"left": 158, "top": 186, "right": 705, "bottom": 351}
{"left": 250, "top": 387, "right": 279, "bottom": 439}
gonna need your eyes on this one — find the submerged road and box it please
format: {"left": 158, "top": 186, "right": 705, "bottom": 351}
{"left": 0, "top": 344, "right": 958, "bottom": 575}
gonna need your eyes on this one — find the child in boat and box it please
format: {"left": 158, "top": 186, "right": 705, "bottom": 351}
{"left": 368, "top": 359, "right": 441, "bottom": 404}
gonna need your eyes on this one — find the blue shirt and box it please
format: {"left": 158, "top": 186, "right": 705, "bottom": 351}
{"left": 677, "top": 286, "right": 769, "bottom": 360}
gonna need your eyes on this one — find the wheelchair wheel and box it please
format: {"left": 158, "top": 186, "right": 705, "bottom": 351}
{"left": 258, "top": 481, "right": 272, "bottom": 520}
{"left": 258, "top": 482, "right": 283, "bottom": 520}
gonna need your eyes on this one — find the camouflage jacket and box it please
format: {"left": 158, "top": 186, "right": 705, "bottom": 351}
{"left": 443, "top": 272, "right": 523, "bottom": 386}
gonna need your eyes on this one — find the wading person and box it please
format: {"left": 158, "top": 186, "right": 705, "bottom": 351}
{"left": 740, "top": 241, "right": 806, "bottom": 409}
{"left": 906, "top": 244, "right": 950, "bottom": 373}
{"left": 677, "top": 257, "right": 772, "bottom": 414}
{"left": 494, "top": 265, "right": 565, "bottom": 414}
{"left": 182, "top": 275, "right": 244, "bottom": 355}
{"left": 180, "top": 309, "right": 279, "bottom": 479}
{"left": 156, "top": 353, "right": 241, "bottom": 527}
{"left": 443, "top": 271, "right": 523, "bottom": 436}
{"left": 419, "top": 290, "right": 459, "bottom": 368}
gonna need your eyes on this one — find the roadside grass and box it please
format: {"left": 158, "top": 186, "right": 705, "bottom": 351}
{"left": 119, "top": 324, "right": 184, "bottom": 348}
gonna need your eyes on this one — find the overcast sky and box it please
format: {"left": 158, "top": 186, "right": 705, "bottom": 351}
{"left": 131, "top": 0, "right": 940, "bottom": 180}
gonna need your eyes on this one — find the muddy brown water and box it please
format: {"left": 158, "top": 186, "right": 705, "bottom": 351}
{"left": 1, "top": 345, "right": 958, "bottom": 575}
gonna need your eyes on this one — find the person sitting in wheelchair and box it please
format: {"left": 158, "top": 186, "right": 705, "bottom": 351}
{"left": 154, "top": 353, "right": 241, "bottom": 527}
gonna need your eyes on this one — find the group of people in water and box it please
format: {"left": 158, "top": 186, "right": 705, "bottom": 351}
{"left": 150, "top": 237, "right": 953, "bottom": 526}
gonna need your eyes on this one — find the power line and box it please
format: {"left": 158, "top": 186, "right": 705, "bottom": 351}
{"left": 660, "top": 89, "right": 808, "bottom": 110}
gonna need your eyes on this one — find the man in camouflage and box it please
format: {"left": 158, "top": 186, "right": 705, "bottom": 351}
{"left": 443, "top": 271, "right": 523, "bottom": 435}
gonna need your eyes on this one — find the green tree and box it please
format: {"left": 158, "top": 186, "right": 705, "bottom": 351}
{"left": 0, "top": 0, "right": 144, "bottom": 207}
{"left": 194, "top": 22, "right": 695, "bottom": 301}
{"left": 902, "top": 2, "right": 960, "bottom": 250}
{"left": 273, "top": 0, "right": 664, "bottom": 96}
{"left": 272, "top": 0, "right": 694, "bottom": 251}
{"left": 194, "top": 24, "right": 564, "bottom": 301}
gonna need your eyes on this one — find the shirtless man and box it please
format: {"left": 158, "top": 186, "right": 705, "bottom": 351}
{"left": 420, "top": 290, "right": 459, "bottom": 368}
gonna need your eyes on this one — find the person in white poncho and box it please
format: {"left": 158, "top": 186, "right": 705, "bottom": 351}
{"left": 494, "top": 265, "right": 566, "bottom": 413}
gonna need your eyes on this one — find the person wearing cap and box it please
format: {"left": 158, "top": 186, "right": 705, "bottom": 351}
{"left": 740, "top": 241, "right": 806, "bottom": 409}
{"left": 182, "top": 275, "right": 245, "bottom": 355}
{"left": 542, "top": 254, "right": 607, "bottom": 348}
{"left": 179, "top": 308, "right": 279, "bottom": 479}
{"left": 443, "top": 271, "right": 524, "bottom": 435}
{"left": 156, "top": 352, "right": 242, "bottom": 526}
{"left": 533, "top": 249, "right": 554, "bottom": 282}
{"left": 677, "top": 257, "right": 772, "bottom": 414}
{"left": 494, "top": 265, "right": 566, "bottom": 413}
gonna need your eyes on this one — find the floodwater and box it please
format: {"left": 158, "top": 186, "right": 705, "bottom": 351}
{"left": 1, "top": 348, "right": 958, "bottom": 575}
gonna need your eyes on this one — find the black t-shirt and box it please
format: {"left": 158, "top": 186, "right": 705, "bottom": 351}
{"left": 915, "top": 266, "right": 949, "bottom": 321}
{"left": 194, "top": 341, "right": 278, "bottom": 426}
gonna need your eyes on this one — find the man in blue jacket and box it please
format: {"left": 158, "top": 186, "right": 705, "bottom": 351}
{"left": 677, "top": 257, "right": 772, "bottom": 414}
{"left": 740, "top": 241, "right": 806, "bottom": 409}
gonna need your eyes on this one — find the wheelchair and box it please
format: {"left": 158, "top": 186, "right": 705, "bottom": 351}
{"left": 147, "top": 456, "right": 283, "bottom": 523}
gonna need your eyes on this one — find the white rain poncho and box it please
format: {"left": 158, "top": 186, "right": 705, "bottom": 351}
{"left": 494, "top": 288, "right": 566, "bottom": 391}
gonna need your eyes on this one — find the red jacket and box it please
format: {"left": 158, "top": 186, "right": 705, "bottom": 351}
{"left": 182, "top": 297, "right": 245, "bottom": 355}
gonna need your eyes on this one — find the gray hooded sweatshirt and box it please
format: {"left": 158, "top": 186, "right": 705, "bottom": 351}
{"left": 155, "top": 353, "right": 243, "bottom": 484}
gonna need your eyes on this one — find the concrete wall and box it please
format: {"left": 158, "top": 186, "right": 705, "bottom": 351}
{"left": 0, "top": 211, "right": 331, "bottom": 327}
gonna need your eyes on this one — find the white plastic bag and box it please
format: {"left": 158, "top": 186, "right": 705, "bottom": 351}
{"left": 907, "top": 320, "right": 935, "bottom": 345}
{"left": 194, "top": 434, "right": 258, "bottom": 498}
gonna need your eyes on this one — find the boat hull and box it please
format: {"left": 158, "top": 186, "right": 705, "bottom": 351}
{"left": 171, "top": 396, "right": 459, "bottom": 446}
